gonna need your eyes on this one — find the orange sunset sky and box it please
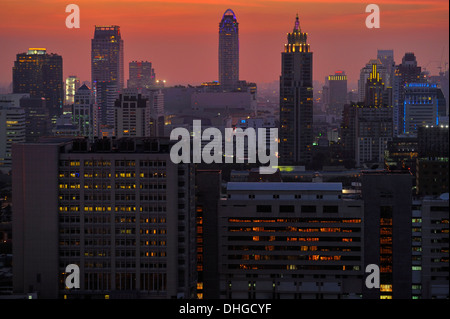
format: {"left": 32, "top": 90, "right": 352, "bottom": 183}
{"left": 0, "top": 0, "right": 448, "bottom": 88}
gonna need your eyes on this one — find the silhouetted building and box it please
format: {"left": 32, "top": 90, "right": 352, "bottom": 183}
{"left": 12, "top": 137, "right": 196, "bottom": 299}
{"left": 412, "top": 195, "right": 449, "bottom": 299}
{"left": 393, "top": 52, "right": 423, "bottom": 135}
{"left": 12, "top": 48, "right": 63, "bottom": 118}
{"left": 114, "top": 89, "right": 152, "bottom": 138}
{"left": 279, "top": 14, "right": 313, "bottom": 165}
{"left": 219, "top": 9, "right": 239, "bottom": 90}
{"left": 362, "top": 170, "right": 413, "bottom": 299}
{"left": 340, "top": 64, "right": 393, "bottom": 167}
{"left": 324, "top": 71, "right": 347, "bottom": 119}
{"left": 91, "top": 26, "right": 124, "bottom": 89}
{"left": 218, "top": 182, "right": 364, "bottom": 299}
{"left": 416, "top": 125, "right": 449, "bottom": 196}
{"left": 195, "top": 170, "right": 222, "bottom": 299}
{"left": 127, "top": 61, "right": 156, "bottom": 90}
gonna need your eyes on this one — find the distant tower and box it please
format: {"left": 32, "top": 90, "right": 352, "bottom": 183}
{"left": 324, "top": 71, "right": 347, "bottom": 119}
{"left": 393, "top": 52, "right": 423, "bottom": 135}
{"left": 127, "top": 61, "right": 156, "bottom": 90}
{"left": 13, "top": 48, "right": 63, "bottom": 118}
{"left": 219, "top": 9, "right": 239, "bottom": 90}
{"left": 279, "top": 14, "right": 313, "bottom": 165}
{"left": 91, "top": 25, "right": 124, "bottom": 89}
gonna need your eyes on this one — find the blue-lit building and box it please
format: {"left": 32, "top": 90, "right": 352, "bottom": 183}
{"left": 403, "top": 83, "right": 447, "bottom": 134}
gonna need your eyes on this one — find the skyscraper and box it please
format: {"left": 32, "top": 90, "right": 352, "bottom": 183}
{"left": 12, "top": 48, "right": 63, "bottom": 118}
{"left": 127, "top": 61, "right": 156, "bottom": 90}
{"left": 12, "top": 137, "right": 196, "bottom": 299}
{"left": 403, "top": 83, "right": 446, "bottom": 134}
{"left": 358, "top": 59, "right": 386, "bottom": 103}
{"left": 218, "top": 9, "right": 239, "bottom": 90}
{"left": 65, "top": 76, "right": 80, "bottom": 105}
{"left": 393, "top": 52, "right": 423, "bottom": 135}
{"left": 91, "top": 26, "right": 124, "bottom": 89}
{"left": 324, "top": 71, "right": 348, "bottom": 119}
{"left": 279, "top": 14, "right": 313, "bottom": 165}
{"left": 340, "top": 63, "right": 393, "bottom": 167}
{"left": 114, "top": 89, "right": 152, "bottom": 138}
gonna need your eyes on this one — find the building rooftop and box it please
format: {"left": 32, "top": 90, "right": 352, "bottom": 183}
{"left": 226, "top": 182, "right": 342, "bottom": 192}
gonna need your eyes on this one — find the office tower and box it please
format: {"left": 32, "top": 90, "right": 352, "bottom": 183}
{"left": 12, "top": 48, "right": 63, "bottom": 118}
{"left": 12, "top": 137, "right": 196, "bottom": 299}
{"left": 93, "top": 81, "right": 119, "bottom": 137}
{"left": 72, "top": 84, "right": 95, "bottom": 139}
{"left": 340, "top": 64, "right": 393, "bottom": 167}
{"left": 91, "top": 26, "right": 124, "bottom": 89}
{"left": 358, "top": 59, "right": 386, "bottom": 103}
{"left": 20, "top": 96, "right": 50, "bottom": 142}
{"left": 377, "top": 50, "right": 395, "bottom": 88}
{"left": 362, "top": 171, "right": 412, "bottom": 299}
{"left": 393, "top": 52, "right": 423, "bottom": 135}
{"left": 279, "top": 14, "right": 313, "bottom": 165}
{"left": 219, "top": 9, "right": 239, "bottom": 90}
{"left": 0, "top": 100, "right": 26, "bottom": 171}
{"left": 411, "top": 195, "right": 449, "bottom": 299}
{"left": 114, "top": 89, "right": 152, "bottom": 138}
{"left": 416, "top": 125, "right": 449, "bottom": 196}
{"left": 65, "top": 76, "right": 80, "bottom": 105}
{"left": 195, "top": 169, "right": 222, "bottom": 299}
{"left": 218, "top": 182, "right": 364, "bottom": 299}
{"left": 403, "top": 83, "right": 446, "bottom": 134}
{"left": 324, "top": 71, "right": 347, "bottom": 119}
{"left": 127, "top": 61, "right": 156, "bottom": 90}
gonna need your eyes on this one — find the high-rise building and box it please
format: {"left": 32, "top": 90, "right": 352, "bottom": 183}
{"left": 362, "top": 171, "right": 413, "bottom": 299}
{"left": 411, "top": 195, "right": 449, "bottom": 299}
{"left": 114, "top": 89, "right": 152, "bottom": 138}
{"left": 12, "top": 137, "right": 196, "bottom": 299}
{"left": 72, "top": 84, "right": 95, "bottom": 139}
{"left": 340, "top": 63, "right": 393, "bottom": 167}
{"left": 403, "top": 83, "right": 446, "bottom": 134}
{"left": 218, "top": 182, "right": 364, "bottom": 299}
{"left": 65, "top": 76, "right": 80, "bottom": 105}
{"left": 323, "top": 71, "right": 347, "bottom": 119}
{"left": 393, "top": 52, "right": 423, "bottom": 135}
{"left": 0, "top": 99, "right": 26, "bottom": 172}
{"left": 358, "top": 59, "right": 386, "bottom": 103}
{"left": 279, "top": 14, "right": 313, "bottom": 165}
{"left": 219, "top": 9, "right": 239, "bottom": 90}
{"left": 12, "top": 48, "right": 63, "bottom": 118}
{"left": 91, "top": 26, "right": 124, "bottom": 89}
{"left": 19, "top": 95, "right": 50, "bottom": 142}
{"left": 93, "top": 81, "right": 119, "bottom": 137}
{"left": 195, "top": 169, "right": 222, "bottom": 299}
{"left": 127, "top": 61, "right": 155, "bottom": 90}
{"left": 416, "top": 125, "right": 449, "bottom": 196}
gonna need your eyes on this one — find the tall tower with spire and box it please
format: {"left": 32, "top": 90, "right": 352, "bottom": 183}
{"left": 218, "top": 9, "right": 239, "bottom": 90}
{"left": 279, "top": 14, "right": 313, "bottom": 165}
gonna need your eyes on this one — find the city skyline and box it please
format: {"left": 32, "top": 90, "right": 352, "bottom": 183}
{"left": 0, "top": 0, "right": 448, "bottom": 88}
